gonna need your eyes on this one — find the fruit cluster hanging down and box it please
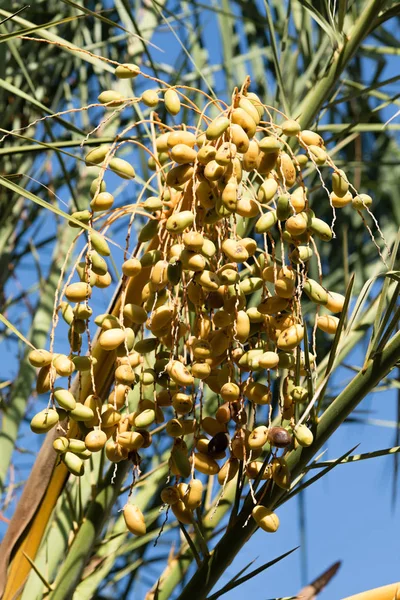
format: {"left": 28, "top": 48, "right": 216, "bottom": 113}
{"left": 28, "top": 64, "right": 374, "bottom": 535}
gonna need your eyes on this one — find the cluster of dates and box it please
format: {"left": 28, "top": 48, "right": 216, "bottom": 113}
{"left": 28, "top": 63, "right": 371, "bottom": 536}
